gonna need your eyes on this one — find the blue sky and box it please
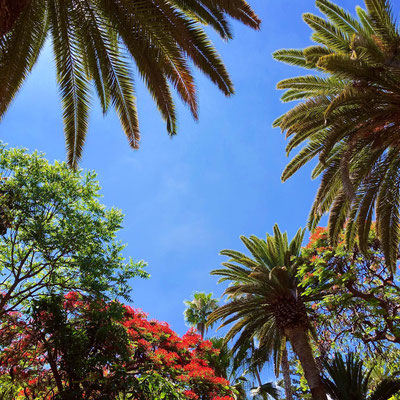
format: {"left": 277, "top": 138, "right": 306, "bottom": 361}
{"left": 0, "top": 0, "right": 395, "bottom": 342}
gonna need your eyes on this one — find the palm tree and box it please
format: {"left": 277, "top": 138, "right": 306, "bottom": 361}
{"left": 207, "top": 337, "right": 280, "bottom": 400}
{"left": 206, "top": 337, "right": 249, "bottom": 400}
{"left": 208, "top": 225, "right": 326, "bottom": 400}
{"left": 236, "top": 340, "right": 282, "bottom": 400}
{"left": 323, "top": 352, "right": 400, "bottom": 400}
{"left": 0, "top": 0, "right": 260, "bottom": 168}
{"left": 184, "top": 292, "right": 218, "bottom": 339}
{"left": 273, "top": 0, "right": 400, "bottom": 271}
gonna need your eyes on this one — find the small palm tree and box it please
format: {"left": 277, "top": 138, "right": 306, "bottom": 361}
{"left": 0, "top": 0, "right": 260, "bottom": 168}
{"left": 323, "top": 352, "right": 400, "bottom": 400}
{"left": 207, "top": 337, "right": 280, "bottom": 400}
{"left": 273, "top": 0, "right": 400, "bottom": 271}
{"left": 209, "top": 225, "right": 326, "bottom": 400}
{"left": 237, "top": 341, "right": 282, "bottom": 400}
{"left": 207, "top": 337, "right": 248, "bottom": 400}
{"left": 184, "top": 292, "right": 218, "bottom": 339}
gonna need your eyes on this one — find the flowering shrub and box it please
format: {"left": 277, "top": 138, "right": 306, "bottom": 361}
{"left": 0, "top": 293, "right": 234, "bottom": 399}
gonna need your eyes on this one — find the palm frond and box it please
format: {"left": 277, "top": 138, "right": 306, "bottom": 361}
{"left": 316, "top": 0, "right": 362, "bottom": 35}
{"left": 49, "top": 0, "right": 91, "bottom": 168}
{"left": 0, "top": 0, "right": 47, "bottom": 119}
{"left": 0, "top": 0, "right": 260, "bottom": 167}
{"left": 275, "top": 0, "right": 400, "bottom": 262}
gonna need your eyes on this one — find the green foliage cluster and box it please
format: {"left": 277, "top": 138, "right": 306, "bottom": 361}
{"left": 322, "top": 353, "right": 400, "bottom": 400}
{"left": 298, "top": 226, "right": 400, "bottom": 352}
{"left": 0, "top": 144, "right": 147, "bottom": 315}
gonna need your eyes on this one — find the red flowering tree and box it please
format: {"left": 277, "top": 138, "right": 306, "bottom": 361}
{"left": 0, "top": 293, "right": 235, "bottom": 399}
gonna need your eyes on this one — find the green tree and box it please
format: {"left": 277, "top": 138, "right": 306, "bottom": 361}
{"left": 0, "top": 144, "right": 147, "bottom": 316}
{"left": 0, "top": 0, "right": 260, "bottom": 168}
{"left": 273, "top": 0, "right": 400, "bottom": 271}
{"left": 31, "top": 295, "right": 132, "bottom": 399}
{"left": 184, "top": 292, "right": 218, "bottom": 339}
{"left": 208, "top": 225, "right": 327, "bottom": 400}
{"left": 323, "top": 352, "right": 400, "bottom": 400}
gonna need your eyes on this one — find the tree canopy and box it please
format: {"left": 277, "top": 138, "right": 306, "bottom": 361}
{"left": 0, "top": 144, "right": 147, "bottom": 315}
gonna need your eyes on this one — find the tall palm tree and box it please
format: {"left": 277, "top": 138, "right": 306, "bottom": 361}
{"left": 323, "top": 352, "right": 400, "bottom": 400}
{"left": 273, "top": 0, "right": 400, "bottom": 271}
{"left": 208, "top": 225, "right": 326, "bottom": 400}
{"left": 0, "top": 0, "right": 260, "bottom": 168}
{"left": 184, "top": 292, "right": 218, "bottom": 339}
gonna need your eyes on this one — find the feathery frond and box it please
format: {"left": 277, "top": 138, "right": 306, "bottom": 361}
{"left": 0, "top": 0, "right": 260, "bottom": 166}
{"left": 274, "top": 0, "right": 400, "bottom": 270}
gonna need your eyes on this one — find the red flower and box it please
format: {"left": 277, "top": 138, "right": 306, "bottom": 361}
{"left": 184, "top": 390, "right": 199, "bottom": 399}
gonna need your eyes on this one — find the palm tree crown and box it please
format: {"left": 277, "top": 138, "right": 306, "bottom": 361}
{"left": 323, "top": 352, "right": 400, "bottom": 400}
{"left": 184, "top": 292, "right": 218, "bottom": 338}
{"left": 273, "top": 0, "right": 400, "bottom": 270}
{"left": 209, "top": 225, "right": 304, "bottom": 361}
{"left": 0, "top": 0, "right": 260, "bottom": 167}
{"left": 209, "top": 225, "right": 327, "bottom": 400}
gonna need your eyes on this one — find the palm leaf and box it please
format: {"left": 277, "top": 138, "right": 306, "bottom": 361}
{"left": 0, "top": 0, "right": 47, "bottom": 119}
{"left": 49, "top": 0, "right": 91, "bottom": 168}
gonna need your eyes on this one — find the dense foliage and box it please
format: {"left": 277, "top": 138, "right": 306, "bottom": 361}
{"left": 0, "top": 292, "right": 235, "bottom": 399}
{"left": 322, "top": 352, "right": 400, "bottom": 400}
{"left": 0, "top": 145, "right": 146, "bottom": 315}
{"left": 298, "top": 226, "right": 400, "bottom": 354}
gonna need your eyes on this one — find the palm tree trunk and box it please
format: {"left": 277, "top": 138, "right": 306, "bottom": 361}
{"left": 284, "top": 325, "right": 326, "bottom": 400}
{"left": 281, "top": 346, "right": 293, "bottom": 400}
{"left": 0, "top": 0, "right": 29, "bottom": 37}
{"left": 197, "top": 322, "right": 205, "bottom": 339}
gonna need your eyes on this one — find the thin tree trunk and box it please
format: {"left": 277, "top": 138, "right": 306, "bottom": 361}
{"left": 281, "top": 345, "right": 293, "bottom": 400}
{"left": 46, "top": 347, "right": 64, "bottom": 394}
{"left": 38, "top": 331, "right": 64, "bottom": 395}
{"left": 197, "top": 322, "right": 205, "bottom": 339}
{"left": 250, "top": 338, "right": 263, "bottom": 388}
{"left": 285, "top": 325, "right": 326, "bottom": 400}
{"left": 254, "top": 365, "right": 263, "bottom": 388}
{"left": 0, "top": 0, "right": 30, "bottom": 37}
